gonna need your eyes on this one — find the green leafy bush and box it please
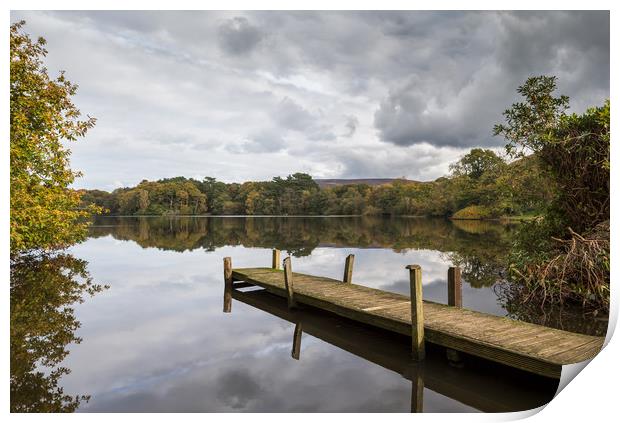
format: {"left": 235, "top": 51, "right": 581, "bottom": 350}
{"left": 451, "top": 205, "right": 494, "bottom": 220}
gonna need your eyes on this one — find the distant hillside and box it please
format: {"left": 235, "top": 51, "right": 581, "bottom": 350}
{"left": 314, "top": 178, "right": 418, "bottom": 188}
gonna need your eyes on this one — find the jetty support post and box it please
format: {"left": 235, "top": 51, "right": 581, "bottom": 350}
{"left": 447, "top": 266, "right": 464, "bottom": 366}
{"left": 283, "top": 257, "right": 297, "bottom": 309}
{"left": 448, "top": 266, "right": 462, "bottom": 307}
{"left": 272, "top": 249, "right": 281, "bottom": 270}
{"left": 407, "top": 264, "right": 425, "bottom": 361}
{"left": 343, "top": 254, "right": 355, "bottom": 283}
{"left": 223, "top": 257, "right": 233, "bottom": 313}
{"left": 291, "top": 323, "right": 303, "bottom": 360}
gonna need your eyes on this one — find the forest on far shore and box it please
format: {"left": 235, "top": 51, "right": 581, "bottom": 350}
{"left": 81, "top": 148, "right": 553, "bottom": 220}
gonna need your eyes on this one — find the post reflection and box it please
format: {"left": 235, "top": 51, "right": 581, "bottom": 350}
{"left": 291, "top": 323, "right": 303, "bottom": 360}
{"left": 409, "top": 363, "right": 424, "bottom": 413}
{"left": 226, "top": 285, "right": 559, "bottom": 413}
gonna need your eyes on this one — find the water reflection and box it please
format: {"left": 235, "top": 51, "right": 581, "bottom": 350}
{"left": 230, "top": 287, "right": 559, "bottom": 412}
{"left": 90, "top": 216, "right": 608, "bottom": 335}
{"left": 10, "top": 253, "right": 106, "bottom": 412}
{"left": 8, "top": 216, "right": 603, "bottom": 412}
{"left": 90, "top": 215, "right": 514, "bottom": 288}
{"left": 495, "top": 283, "right": 609, "bottom": 336}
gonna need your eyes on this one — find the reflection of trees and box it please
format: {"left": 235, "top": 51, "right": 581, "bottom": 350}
{"left": 90, "top": 216, "right": 515, "bottom": 289}
{"left": 447, "top": 219, "right": 516, "bottom": 287}
{"left": 90, "top": 215, "right": 513, "bottom": 257}
{"left": 494, "top": 282, "right": 608, "bottom": 336}
{"left": 10, "top": 254, "right": 106, "bottom": 412}
{"left": 444, "top": 228, "right": 515, "bottom": 288}
{"left": 446, "top": 252, "right": 506, "bottom": 288}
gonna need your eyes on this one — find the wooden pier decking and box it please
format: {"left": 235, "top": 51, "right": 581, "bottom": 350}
{"left": 226, "top": 255, "right": 604, "bottom": 379}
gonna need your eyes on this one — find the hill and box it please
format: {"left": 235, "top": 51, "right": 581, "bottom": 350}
{"left": 314, "top": 178, "right": 418, "bottom": 188}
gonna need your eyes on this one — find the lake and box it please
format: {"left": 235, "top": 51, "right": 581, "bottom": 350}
{"left": 10, "top": 216, "right": 608, "bottom": 412}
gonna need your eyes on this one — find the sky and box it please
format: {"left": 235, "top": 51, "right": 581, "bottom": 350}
{"left": 11, "top": 10, "right": 610, "bottom": 191}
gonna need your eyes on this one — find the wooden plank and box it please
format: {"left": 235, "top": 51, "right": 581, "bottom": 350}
{"left": 547, "top": 338, "right": 603, "bottom": 362}
{"left": 534, "top": 336, "right": 602, "bottom": 358}
{"left": 497, "top": 328, "right": 561, "bottom": 349}
{"left": 362, "top": 301, "right": 410, "bottom": 312}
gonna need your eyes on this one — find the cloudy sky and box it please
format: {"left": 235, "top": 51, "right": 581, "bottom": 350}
{"left": 12, "top": 11, "right": 609, "bottom": 190}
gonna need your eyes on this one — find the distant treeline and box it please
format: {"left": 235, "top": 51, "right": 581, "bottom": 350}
{"left": 80, "top": 148, "right": 553, "bottom": 219}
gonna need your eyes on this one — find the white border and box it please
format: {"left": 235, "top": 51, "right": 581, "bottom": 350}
{"left": 2, "top": 1, "right": 616, "bottom": 421}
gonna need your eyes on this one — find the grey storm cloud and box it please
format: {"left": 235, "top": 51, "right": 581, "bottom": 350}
{"left": 373, "top": 11, "right": 610, "bottom": 148}
{"left": 9, "top": 10, "right": 609, "bottom": 189}
{"left": 217, "top": 16, "right": 264, "bottom": 55}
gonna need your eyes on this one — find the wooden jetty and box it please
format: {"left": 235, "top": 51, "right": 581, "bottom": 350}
{"left": 231, "top": 288, "right": 559, "bottom": 412}
{"left": 224, "top": 250, "right": 604, "bottom": 379}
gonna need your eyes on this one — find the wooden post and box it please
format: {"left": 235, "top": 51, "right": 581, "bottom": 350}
{"left": 283, "top": 257, "right": 296, "bottom": 309}
{"left": 446, "top": 348, "right": 464, "bottom": 368}
{"left": 406, "top": 264, "right": 425, "bottom": 361}
{"left": 448, "top": 266, "right": 462, "bottom": 307}
{"left": 291, "top": 323, "right": 303, "bottom": 360}
{"left": 447, "top": 266, "right": 463, "bottom": 365}
{"left": 223, "top": 257, "right": 232, "bottom": 313}
{"left": 343, "top": 254, "right": 355, "bottom": 284}
{"left": 272, "top": 249, "right": 281, "bottom": 270}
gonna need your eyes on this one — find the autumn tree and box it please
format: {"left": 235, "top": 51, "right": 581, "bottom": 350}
{"left": 10, "top": 21, "right": 98, "bottom": 254}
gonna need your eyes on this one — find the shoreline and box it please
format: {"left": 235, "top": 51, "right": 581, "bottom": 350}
{"left": 92, "top": 214, "right": 536, "bottom": 222}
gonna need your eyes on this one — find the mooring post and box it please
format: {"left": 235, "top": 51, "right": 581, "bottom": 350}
{"left": 406, "top": 264, "right": 425, "bottom": 361}
{"left": 343, "top": 254, "right": 355, "bottom": 284}
{"left": 447, "top": 266, "right": 463, "bottom": 366}
{"left": 272, "top": 249, "right": 281, "bottom": 270}
{"left": 283, "top": 257, "right": 297, "bottom": 309}
{"left": 291, "top": 322, "right": 303, "bottom": 360}
{"left": 448, "top": 266, "right": 462, "bottom": 307}
{"left": 223, "top": 257, "right": 232, "bottom": 313}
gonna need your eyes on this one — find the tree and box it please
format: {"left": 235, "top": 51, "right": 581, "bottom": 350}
{"left": 449, "top": 148, "right": 506, "bottom": 180}
{"left": 10, "top": 21, "right": 98, "bottom": 254}
{"left": 494, "top": 75, "right": 569, "bottom": 157}
{"left": 494, "top": 75, "right": 609, "bottom": 235}
{"left": 494, "top": 75, "right": 610, "bottom": 309}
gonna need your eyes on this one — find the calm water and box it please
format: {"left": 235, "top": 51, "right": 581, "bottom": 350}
{"left": 10, "top": 216, "right": 608, "bottom": 412}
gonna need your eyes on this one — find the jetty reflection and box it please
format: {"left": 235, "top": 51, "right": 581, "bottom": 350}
{"left": 228, "top": 286, "right": 559, "bottom": 413}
